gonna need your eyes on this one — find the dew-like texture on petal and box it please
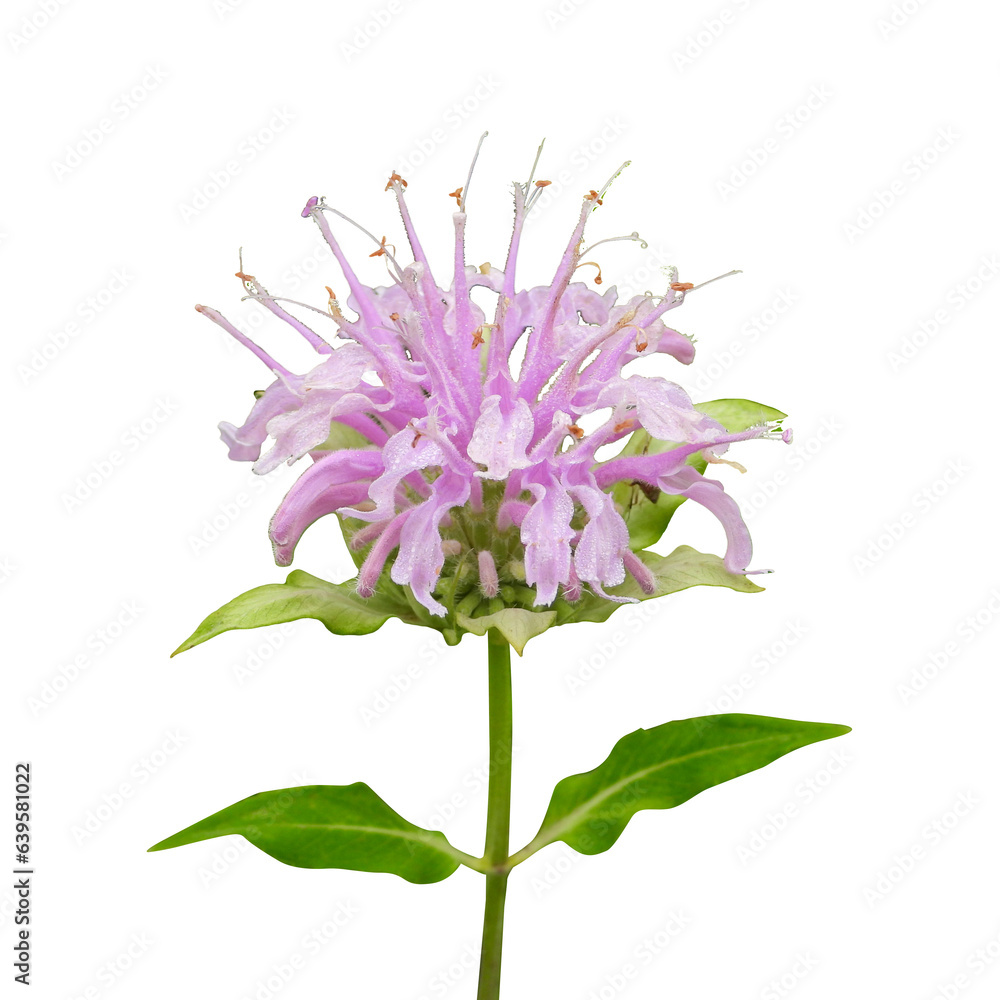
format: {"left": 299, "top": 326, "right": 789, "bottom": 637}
{"left": 204, "top": 170, "right": 779, "bottom": 615}
{"left": 660, "top": 466, "right": 753, "bottom": 574}
{"left": 521, "top": 473, "right": 576, "bottom": 607}
{"left": 391, "top": 471, "right": 471, "bottom": 616}
{"left": 348, "top": 431, "right": 445, "bottom": 524}
{"left": 219, "top": 376, "right": 304, "bottom": 463}
{"left": 568, "top": 483, "right": 629, "bottom": 589}
{"left": 467, "top": 396, "right": 534, "bottom": 479}
{"left": 269, "top": 450, "right": 383, "bottom": 565}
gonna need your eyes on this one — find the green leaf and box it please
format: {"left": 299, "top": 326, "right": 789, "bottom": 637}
{"left": 148, "top": 783, "right": 478, "bottom": 883}
{"left": 514, "top": 714, "right": 850, "bottom": 861}
{"left": 615, "top": 399, "right": 787, "bottom": 551}
{"left": 171, "top": 570, "right": 412, "bottom": 656}
{"left": 695, "top": 398, "right": 787, "bottom": 434}
{"left": 456, "top": 607, "right": 558, "bottom": 656}
{"left": 557, "top": 545, "right": 764, "bottom": 626}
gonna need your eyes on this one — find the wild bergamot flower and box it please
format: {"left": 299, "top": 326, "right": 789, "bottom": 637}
{"left": 155, "top": 145, "right": 848, "bottom": 1000}
{"left": 196, "top": 146, "right": 789, "bottom": 620}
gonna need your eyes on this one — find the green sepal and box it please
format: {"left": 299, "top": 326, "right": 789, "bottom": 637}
{"left": 148, "top": 783, "right": 477, "bottom": 883}
{"left": 554, "top": 545, "right": 764, "bottom": 626}
{"left": 172, "top": 544, "right": 762, "bottom": 657}
{"left": 514, "top": 714, "right": 850, "bottom": 861}
{"left": 456, "top": 607, "right": 558, "bottom": 656}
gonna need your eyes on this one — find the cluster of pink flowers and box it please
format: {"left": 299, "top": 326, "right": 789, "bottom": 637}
{"left": 198, "top": 149, "right": 787, "bottom": 617}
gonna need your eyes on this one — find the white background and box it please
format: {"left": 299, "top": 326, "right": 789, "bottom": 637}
{"left": 4, "top": 0, "right": 1000, "bottom": 997}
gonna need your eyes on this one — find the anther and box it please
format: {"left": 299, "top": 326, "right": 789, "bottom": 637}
{"left": 614, "top": 419, "right": 635, "bottom": 434}
{"left": 448, "top": 187, "right": 464, "bottom": 205}
{"left": 470, "top": 323, "right": 495, "bottom": 349}
{"left": 369, "top": 235, "right": 395, "bottom": 258}
{"left": 618, "top": 322, "right": 647, "bottom": 352}
{"left": 535, "top": 180, "right": 551, "bottom": 188}
{"left": 568, "top": 424, "right": 585, "bottom": 439}
{"left": 575, "top": 260, "right": 603, "bottom": 285}
{"left": 584, "top": 189, "right": 603, "bottom": 205}
{"left": 385, "top": 172, "right": 408, "bottom": 191}
{"left": 324, "top": 285, "right": 343, "bottom": 319}
{"left": 670, "top": 281, "right": 694, "bottom": 291}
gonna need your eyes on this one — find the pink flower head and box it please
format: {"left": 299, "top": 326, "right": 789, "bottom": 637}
{"left": 202, "top": 141, "right": 787, "bottom": 618}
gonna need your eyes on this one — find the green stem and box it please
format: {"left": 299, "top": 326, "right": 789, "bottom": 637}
{"left": 477, "top": 633, "right": 513, "bottom": 1000}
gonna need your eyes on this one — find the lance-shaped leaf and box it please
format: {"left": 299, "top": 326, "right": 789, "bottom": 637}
{"left": 615, "top": 399, "right": 787, "bottom": 552}
{"left": 148, "top": 783, "right": 479, "bottom": 884}
{"left": 513, "top": 714, "right": 850, "bottom": 861}
{"left": 172, "top": 570, "right": 416, "bottom": 656}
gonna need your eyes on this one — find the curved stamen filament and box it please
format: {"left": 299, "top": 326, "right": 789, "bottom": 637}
{"left": 521, "top": 139, "right": 548, "bottom": 212}
{"left": 458, "top": 131, "right": 488, "bottom": 212}
{"left": 595, "top": 160, "right": 631, "bottom": 203}
{"left": 690, "top": 269, "right": 742, "bottom": 291}
{"left": 574, "top": 260, "right": 603, "bottom": 285}
{"left": 320, "top": 204, "right": 404, "bottom": 278}
{"left": 581, "top": 231, "right": 648, "bottom": 255}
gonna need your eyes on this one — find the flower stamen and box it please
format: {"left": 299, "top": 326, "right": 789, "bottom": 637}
{"left": 369, "top": 235, "right": 395, "bottom": 258}
{"left": 456, "top": 131, "right": 489, "bottom": 212}
{"left": 704, "top": 454, "right": 748, "bottom": 473}
{"left": 575, "top": 260, "right": 603, "bottom": 285}
{"left": 582, "top": 231, "right": 648, "bottom": 255}
{"left": 384, "top": 171, "right": 407, "bottom": 191}
{"left": 470, "top": 323, "right": 495, "bottom": 349}
{"left": 691, "top": 269, "right": 742, "bottom": 291}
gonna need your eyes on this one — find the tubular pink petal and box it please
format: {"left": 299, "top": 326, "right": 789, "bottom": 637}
{"left": 568, "top": 485, "right": 628, "bottom": 590}
{"left": 344, "top": 429, "right": 446, "bottom": 524}
{"left": 268, "top": 450, "right": 384, "bottom": 564}
{"left": 219, "top": 376, "right": 304, "bottom": 463}
{"left": 255, "top": 388, "right": 391, "bottom": 475}
{"left": 240, "top": 274, "right": 332, "bottom": 354}
{"left": 497, "top": 500, "right": 530, "bottom": 531}
{"left": 622, "top": 550, "right": 657, "bottom": 595}
{"left": 196, "top": 305, "right": 292, "bottom": 376}
{"left": 659, "top": 466, "right": 753, "bottom": 574}
{"left": 271, "top": 480, "right": 371, "bottom": 566}
{"left": 478, "top": 550, "right": 499, "bottom": 598}
{"left": 390, "top": 472, "right": 471, "bottom": 616}
{"left": 521, "top": 475, "right": 574, "bottom": 606}
{"left": 517, "top": 198, "right": 592, "bottom": 399}
{"left": 358, "top": 512, "right": 409, "bottom": 598}
{"left": 305, "top": 206, "right": 420, "bottom": 395}
{"left": 592, "top": 425, "right": 776, "bottom": 491}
